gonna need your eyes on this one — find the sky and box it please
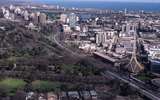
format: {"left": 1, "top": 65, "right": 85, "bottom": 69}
{"left": 9, "top": 0, "right": 160, "bottom": 3}
{"left": 34, "top": 0, "right": 160, "bottom": 3}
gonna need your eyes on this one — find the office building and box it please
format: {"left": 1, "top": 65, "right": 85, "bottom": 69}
{"left": 24, "top": 10, "right": 29, "bottom": 21}
{"left": 39, "top": 13, "right": 47, "bottom": 24}
{"left": 120, "top": 23, "right": 137, "bottom": 37}
{"left": 69, "top": 13, "right": 77, "bottom": 28}
{"left": 60, "top": 14, "right": 67, "bottom": 23}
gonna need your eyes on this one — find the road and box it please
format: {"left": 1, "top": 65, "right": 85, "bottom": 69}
{"left": 102, "top": 71, "right": 160, "bottom": 100}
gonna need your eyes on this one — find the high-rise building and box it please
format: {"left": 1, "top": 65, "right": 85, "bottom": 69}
{"left": 4, "top": 10, "right": 10, "bottom": 19}
{"left": 14, "top": 7, "right": 21, "bottom": 14}
{"left": 124, "top": 8, "right": 127, "bottom": 15}
{"left": 1, "top": 7, "right": 6, "bottom": 14}
{"left": 96, "top": 30, "right": 109, "bottom": 46}
{"left": 30, "top": 13, "right": 35, "bottom": 20}
{"left": 39, "top": 13, "right": 47, "bottom": 24}
{"left": 121, "top": 23, "right": 137, "bottom": 37}
{"left": 82, "top": 26, "right": 88, "bottom": 33}
{"left": 33, "top": 12, "right": 40, "bottom": 24}
{"left": 96, "top": 29, "right": 116, "bottom": 46}
{"left": 60, "top": 14, "right": 67, "bottom": 23}
{"left": 69, "top": 13, "right": 77, "bottom": 28}
{"left": 30, "top": 13, "right": 38, "bottom": 24}
{"left": 9, "top": 5, "right": 15, "bottom": 11}
{"left": 63, "top": 24, "right": 72, "bottom": 32}
{"left": 23, "top": 10, "right": 29, "bottom": 21}
{"left": 10, "top": 13, "right": 15, "bottom": 20}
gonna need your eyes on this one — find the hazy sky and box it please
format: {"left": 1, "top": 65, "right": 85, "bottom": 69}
{"left": 37, "top": 0, "right": 160, "bottom": 3}
{"left": 10, "top": 0, "right": 160, "bottom": 3}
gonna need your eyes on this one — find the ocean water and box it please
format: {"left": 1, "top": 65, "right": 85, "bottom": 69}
{"left": 34, "top": 1, "right": 160, "bottom": 12}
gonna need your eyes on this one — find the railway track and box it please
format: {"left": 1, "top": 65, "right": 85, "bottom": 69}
{"left": 103, "top": 71, "right": 160, "bottom": 100}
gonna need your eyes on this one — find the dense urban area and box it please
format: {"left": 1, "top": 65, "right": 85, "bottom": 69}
{"left": 0, "top": 1, "right": 160, "bottom": 100}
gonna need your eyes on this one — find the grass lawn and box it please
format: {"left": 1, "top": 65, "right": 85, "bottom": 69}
{"left": 137, "top": 75, "right": 151, "bottom": 81}
{"left": 31, "top": 80, "right": 60, "bottom": 92}
{"left": 0, "top": 78, "right": 27, "bottom": 96}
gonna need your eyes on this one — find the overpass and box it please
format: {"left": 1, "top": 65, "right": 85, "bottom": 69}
{"left": 93, "top": 52, "right": 118, "bottom": 63}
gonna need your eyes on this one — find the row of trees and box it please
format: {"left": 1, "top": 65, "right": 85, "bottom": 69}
{"left": 60, "top": 63, "right": 102, "bottom": 76}
{"left": 0, "top": 78, "right": 95, "bottom": 97}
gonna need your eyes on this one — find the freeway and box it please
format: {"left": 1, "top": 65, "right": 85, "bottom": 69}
{"left": 103, "top": 71, "right": 160, "bottom": 100}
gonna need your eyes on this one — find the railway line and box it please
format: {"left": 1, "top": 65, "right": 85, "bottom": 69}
{"left": 103, "top": 71, "right": 160, "bottom": 100}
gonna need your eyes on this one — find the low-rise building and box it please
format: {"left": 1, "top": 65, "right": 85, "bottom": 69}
{"left": 47, "top": 92, "right": 58, "bottom": 100}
